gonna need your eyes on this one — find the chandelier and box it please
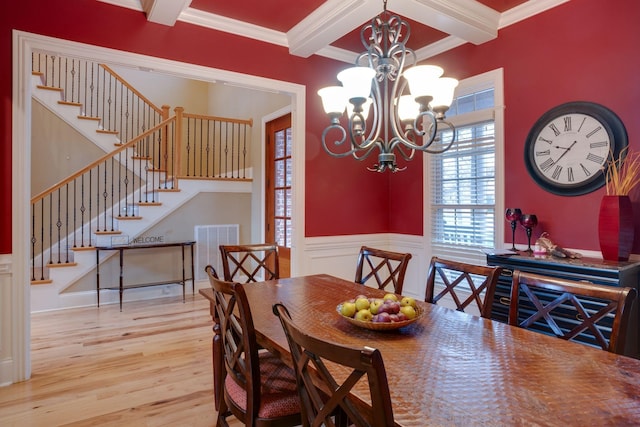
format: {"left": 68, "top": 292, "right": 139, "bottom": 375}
{"left": 317, "top": 0, "right": 458, "bottom": 172}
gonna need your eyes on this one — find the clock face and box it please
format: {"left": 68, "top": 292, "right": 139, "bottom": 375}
{"left": 524, "top": 102, "right": 628, "bottom": 196}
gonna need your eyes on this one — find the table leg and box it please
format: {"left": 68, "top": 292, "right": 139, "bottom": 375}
{"left": 181, "top": 244, "right": 186, "bottom": 303}
{"left": 119, "top": 248, "right": 124, "bottom": 312}
{"left": 190, "top": 243, "right": 195, "bottom": 295}
{"left": 96, "top": 248, "right": 100, "bottom": 307}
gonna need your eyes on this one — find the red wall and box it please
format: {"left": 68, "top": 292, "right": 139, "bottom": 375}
{"left": 389, "top": 0, "right": 640, "bottom": 253}
{"left": 1, "top": 0, "right": 639, "bottom": 255}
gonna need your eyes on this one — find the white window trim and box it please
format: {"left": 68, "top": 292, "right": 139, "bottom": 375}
{"left": 423, "top": 68, "right": 505, "bottom": 265}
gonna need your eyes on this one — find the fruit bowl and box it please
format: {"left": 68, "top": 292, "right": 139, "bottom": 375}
{"left": 335, "top": 302, "right": 423, "bottom": 331}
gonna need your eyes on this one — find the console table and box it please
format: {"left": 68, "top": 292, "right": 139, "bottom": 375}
{"left": 487, "top": 252, "right": 640, "bottom": 359}
{"left": 96, "top": 241, "right": 196, "bottom": 311}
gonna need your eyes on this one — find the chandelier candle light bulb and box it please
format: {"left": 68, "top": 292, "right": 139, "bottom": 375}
{"left": 317, "top": 0, "right": 459, "bottom": 172}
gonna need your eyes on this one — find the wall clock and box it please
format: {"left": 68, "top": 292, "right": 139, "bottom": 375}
{"left": 524, "top": 101, "right": 628, "bottom": 196}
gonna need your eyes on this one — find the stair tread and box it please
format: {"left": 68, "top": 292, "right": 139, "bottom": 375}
{"left": 31, "top": 279, "right": 53, "bottom": 285}
{"left": 78, "top": 115, "right": 101, "bottom": 121}
{"left": 37, "top": 85, "right": 63, "bottom": 92}
{"left": 58, "top": 100, "right": 82, "bottom": 106}
{"left": 46, "top": 262, "right": 78, "bottom": 268}
{"left": 71, "top": 246, "right": 96, "bottom": 252}
{"left": 95, "top": 230, "right": 123, "bottom": 235}
{"left": 117, "top": 216, "right": 143, "bottom": 220}
{"left": 97, "top": 129, "right": 119, "bottom": 135}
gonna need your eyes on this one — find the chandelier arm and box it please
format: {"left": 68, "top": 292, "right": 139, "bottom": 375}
{"left": 320, "top": 124, "right": 358, "bottom": 158}
{"left": 388, "top": 137, "right": 416, "bottom": 161}
{"left": 352, "top": 140, "right": 383, "bottom": 161}
{"left": 396, "top": 111, "right": 439, "bottom": 151}
{"left": 422, "top": 120, "right": 457, "bottom": 154}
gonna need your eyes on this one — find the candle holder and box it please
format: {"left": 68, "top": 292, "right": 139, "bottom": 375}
{"left": 505, "top": 208, "right": 522, "bottom": 251}
{"left": 519, "top": 214, "right": 538, "bottom": 253}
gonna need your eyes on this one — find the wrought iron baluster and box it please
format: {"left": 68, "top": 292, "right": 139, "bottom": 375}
{"left": 205, "top": 119, "right": 211, "bottom": 177}
{"left": 242, "top": 123, "right": 248, "bottom": 179}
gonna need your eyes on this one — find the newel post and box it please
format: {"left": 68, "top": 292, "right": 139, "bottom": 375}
{"left": 173, "top": 106, "right": 184, "bottom": 190}
{"left": 160, "top": 105, "right": 171, "bottom": 181}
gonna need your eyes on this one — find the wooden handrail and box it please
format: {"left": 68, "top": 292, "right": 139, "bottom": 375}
{"left": 100, "top": 64, "right": 163, "bottom": 115}
{"left": 182, "top": 111, "right": 253, "bottom": 127}
{"left": 31, "top": 116, "right": 176, "bottom": 204}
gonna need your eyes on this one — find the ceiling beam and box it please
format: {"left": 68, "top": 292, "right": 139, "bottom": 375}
{"left": 287, "top": 0, "right": 380, "bottom": 58}
{"left": 141, "top": 0, "right": 192, "bottom": 26}
{"left": 394, "top": 0, "right": 499, "bottom": 45}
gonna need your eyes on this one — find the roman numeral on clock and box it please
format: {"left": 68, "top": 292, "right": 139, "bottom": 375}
{"left": 564, "top": 116, "right": 571, "bottom": 132}
{"left": 586, "top": 152, "right": 604, "bottom": 164}
{"left": 567, "top": 167, "right": 574, "bottom": 182}
{"left": 552, "top": 165, "right": 563, "bottom": 180}
{"left": 586, "top": 126, "right": 602, "bottom": 138}
{"left": 590, "top": 141, "right": 608, "bottom": 149}
{"left": 540, "top": 158, "right": 554, "bottom": 172}
{"left": 580, "top": 163, "right": 592, "bottom": 177}
{"left": 549, "top": 123, "right": 561, "bottom": 136}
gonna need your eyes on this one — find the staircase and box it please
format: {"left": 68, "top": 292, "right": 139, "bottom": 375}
{"left": 29, "top": 53, "right": 253, "bottom": 312}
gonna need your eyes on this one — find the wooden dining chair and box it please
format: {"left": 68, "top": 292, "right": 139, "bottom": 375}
{"left": 204, "top": 265, "right": 225, "bottom": 412}
{"left": 425, "top": 256, "right": 502, "bottom": 318}
{"left": 272, "top": 302, "right": 395, "bottom": 427}
{"left": 354, "top": 246, "right": 412, "bottom": 294}
{"left": 207, "top": 269, "right": 301, "bottom": 426}
{"left": 219, "top": 243, "right": 279, "bottom": 283}
{"left": 509, "top": 270, "right": 637, "bottom": 354}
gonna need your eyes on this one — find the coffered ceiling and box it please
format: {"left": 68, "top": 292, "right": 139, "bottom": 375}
{"left": 102, "top": 0, "right": 568, "bottom": 63}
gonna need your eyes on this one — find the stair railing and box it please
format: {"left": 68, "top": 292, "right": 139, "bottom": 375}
{"left": 30, "top": 52, "right": 255, "bottom": 283}
{"left": 30, "top": 116, "right": 177, "bottom": 281}
{"left": 32, "top": 51, "right": 165, "bottom": 145}
{"left": 181, "top": 110, "right": 253, "bottom": 180}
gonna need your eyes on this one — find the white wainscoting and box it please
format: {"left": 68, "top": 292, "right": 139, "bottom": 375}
{"left": 0, "top": 254, "right": 16, "bottom": 386}
{"left": 301, "top": 233, "right": 428, "bottom": 299}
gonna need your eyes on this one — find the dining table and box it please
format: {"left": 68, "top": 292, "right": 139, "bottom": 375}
{"left": 199, "top": 273, "right": 640, "bottom": 426}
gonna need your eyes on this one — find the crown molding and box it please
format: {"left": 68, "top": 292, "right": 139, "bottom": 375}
{"left": 179, "top": 7, "right": 288, "bottom": 47}
{"left": 500, "top": 0, "right": 570, "bottom": 28}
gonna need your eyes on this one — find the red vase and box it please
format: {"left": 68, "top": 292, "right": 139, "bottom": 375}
{"left": 598, "top": 195, "right": 634, "bottom": 261}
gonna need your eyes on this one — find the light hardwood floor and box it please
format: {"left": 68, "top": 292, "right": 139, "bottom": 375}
{"left": 0, "top": 293, "right": 244, "bottom": 426}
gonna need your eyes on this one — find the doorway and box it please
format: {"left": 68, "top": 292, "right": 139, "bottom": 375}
{"left": 265, "top": 113, "right": 292, "bottom": 277}
{"left": 10, "top": 31, "right": 306, "bottom": 383}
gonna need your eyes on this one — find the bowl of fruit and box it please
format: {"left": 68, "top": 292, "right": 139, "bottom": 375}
{"left": 336, "top": 293, "right": 423, "bottom": 331}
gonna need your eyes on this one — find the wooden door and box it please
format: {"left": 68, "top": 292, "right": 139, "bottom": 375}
{"left": 265, "top": 113, "right": 292, "bottom": 277}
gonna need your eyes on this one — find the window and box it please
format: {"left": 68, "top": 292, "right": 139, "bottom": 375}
{"left": 425, "top": 69, "right": 504, "bottom": 264}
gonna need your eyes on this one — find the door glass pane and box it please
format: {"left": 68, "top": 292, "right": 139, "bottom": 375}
{"left": 285, "top": 128, "right": 292, "bottom": 157}
{"left": 276, "top": 189, "right": 285, "bottom": 216}
{"left": 275, "top": 219, "right": 285, "bottom": 246}
{"left": 285, "top": 219, "right": 291, "bottom": 247}
{"left": 275, "top": 130, "right": 285, "bottom": 158}
{"left": 275, "top": 158, "right": 285, "bottom": 187}
{"left": 286, "top": 158, "right": 292, "bottom": 186}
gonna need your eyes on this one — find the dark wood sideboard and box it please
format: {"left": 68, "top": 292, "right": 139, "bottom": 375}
{"left": 487, "top": 252, "right": 640, "bottom": 359}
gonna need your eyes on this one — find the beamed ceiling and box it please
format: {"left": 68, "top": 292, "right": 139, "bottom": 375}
{"left": 101, "top": 0, "right": 568, "bottom": 63}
